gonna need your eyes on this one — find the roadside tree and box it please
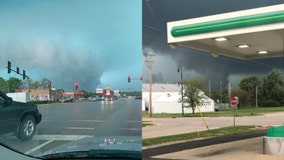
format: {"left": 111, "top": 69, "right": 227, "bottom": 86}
{"left": 239, "top": 76, "right": 261, "bottom": 107}
{"left": 183, "top": 77, "right": 206, "bottom": 114}
{"left": 7, "top": 77, "right": 22, "bottom": 92}
{"left": 0, "top": 77, "right": 8, "bottom": 93}
{"left": 261, "top": 69, "right": 284, "bottom": 106}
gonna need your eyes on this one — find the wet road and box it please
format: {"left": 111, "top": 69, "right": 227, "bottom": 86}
{"left": 0, "top": 98, "right": 141, "bottom": 157}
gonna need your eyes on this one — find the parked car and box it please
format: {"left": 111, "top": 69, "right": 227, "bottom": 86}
{"left": 0, "top": 90, "right": 42, "bottom": 141}
{"left": 105, "top": 96, "right": 114, "bottom": 101}
{"left": 113, "top": 96, "right": 119, "bottom": 100}
{"left": 59, "top": 96, "right": 73, "bottom": 103}
{"left": 88, "top": 96, "right": 100, "bottom": 102}
{"left": 135, "top": 95, "right": 142, "bottom": 99}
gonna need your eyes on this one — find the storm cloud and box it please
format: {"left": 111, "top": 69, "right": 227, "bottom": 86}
{"left": 142, "top": 0, "right": 284, "bottom": 89}
{"left": 0, "top": 0, "right": 141, "bottom": 91}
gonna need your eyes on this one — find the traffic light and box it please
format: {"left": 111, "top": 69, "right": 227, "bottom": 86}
{"left": 75, "top": 82, "right": 79, "bottom": 90}
{"left": 16, "top": 67, "right": 20, "bottom": 74}
{"left": 23, "top": 70, "right": 26, "bottom": 80}
{"left": 7, "top": 61, "right": 11, "bottom": 74}
{"left": 140, "top": 75, "right": 142, "bottom": 81}
{"left": 128, "top": 75, "right": 131, "bottom": 83}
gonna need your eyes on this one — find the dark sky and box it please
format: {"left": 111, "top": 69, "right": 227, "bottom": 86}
{"left": 142, "top": 0, "right": 284, "bottom": 88}
{"left": 0, "top": 0, "right": 141, "bottom": 92}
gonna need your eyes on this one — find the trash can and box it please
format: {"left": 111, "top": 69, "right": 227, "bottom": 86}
{"left": 263, "top": 126, "right": 284, "bottom": 155}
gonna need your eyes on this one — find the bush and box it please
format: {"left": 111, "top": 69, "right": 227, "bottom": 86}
{"left": 262, "top": 100, "right": 281, "bottom": 107}
{"left": 29, "top": 100, "right": 50, "bottom": 104}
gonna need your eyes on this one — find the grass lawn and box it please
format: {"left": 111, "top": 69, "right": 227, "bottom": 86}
{"left": 142, "top": 125, "right": 267, "bottom": 146}
{"left": 142, "top": 106, "right": 284, "bottom": 118}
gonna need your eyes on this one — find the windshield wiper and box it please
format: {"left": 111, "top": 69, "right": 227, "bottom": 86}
{"left": 39, "top": 149, "right": 142, "bottom": 160}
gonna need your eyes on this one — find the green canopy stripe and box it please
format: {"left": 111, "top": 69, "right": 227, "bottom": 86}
{"left": 171, "top": 10, "right": 284, "bottom": 37}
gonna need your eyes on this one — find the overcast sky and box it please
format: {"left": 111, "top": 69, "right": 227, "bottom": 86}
{"left": 142, "top": 0, "right": 284, "bottom": 89}
{"left": 0, "top": 0, "right": 141, "bottom": 92}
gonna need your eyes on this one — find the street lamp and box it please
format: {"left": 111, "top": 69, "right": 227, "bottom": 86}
{"left": 177, "top": 66, "right": 184, "bottom": 115}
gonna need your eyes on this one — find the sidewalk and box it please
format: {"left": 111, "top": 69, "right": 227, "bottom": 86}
{"left": 142, "top": 112, "right": 284, "bottom": 139}
{"left": 142, "top": 112, "right": 284, "bottom": 160}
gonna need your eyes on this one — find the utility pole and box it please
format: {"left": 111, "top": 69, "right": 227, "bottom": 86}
{"left": 228, "top": 82, "right": 231, "bottom": 108}
{"left": 145, "top": 53, "right": 154, "bottom": 117}
{"left": 208, "top": 80, "right": 211, "bottom": 97}
{"left": 178, "top": 66, "right": 184, "bottom": 115}
{"left": 256, "top": 86, "right": 258, "bottom": 108}
{"left": 220, "top": 81, "right": 223, "bottom": 103}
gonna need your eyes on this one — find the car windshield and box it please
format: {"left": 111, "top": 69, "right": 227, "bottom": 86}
{"left": 0, "top": 0, "right": 141, "bottom": 159}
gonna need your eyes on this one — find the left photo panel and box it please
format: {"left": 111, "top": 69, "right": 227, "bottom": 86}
{"left": 0, "top": 0, "right": 142, "bottom": 159}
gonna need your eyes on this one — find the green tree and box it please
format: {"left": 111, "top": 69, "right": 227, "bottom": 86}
{"left": 261, "top": 69, "right": 284, "bottom": 106}
{"left": 0, "top": 77, "right": 8, "bottom": 93}
{"left": 182, "top": 77, "right": 206, "bottom": 114}
{"left": 40, "top": 78, "right": 51, "bottom": 89}
{"left": 30, "top": 80, "right": 40, "bottom": 89}
{"left": 7, "top": 77, "right": 22, "bottom": 92}
{"left": 239, "top": 76, "right": 261, "bottom": 107}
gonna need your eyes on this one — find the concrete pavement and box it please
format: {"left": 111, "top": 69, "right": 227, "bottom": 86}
{"left": 143, "top": 112, "right": 284, "bottom": 139}
{"left": 150, "top": 137, "right": 284, "bottom": 160}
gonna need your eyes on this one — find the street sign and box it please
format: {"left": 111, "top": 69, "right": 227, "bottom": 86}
{"left": 230, "top": 96, "right": 238, "bottom": 108}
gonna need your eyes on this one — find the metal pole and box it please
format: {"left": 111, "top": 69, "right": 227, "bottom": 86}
{"left": 220, "top": 81, "right": 223, "bottom": 103}
{"left": 256, "top": 86, "right": 258, "bottom": 108}
{"left": 149, "top": 57, "right": 153, "bottom": 117}
{"left": 228, "top": 82, "right": 231, "bottom": 109}
{"left": 145, "top": 53, "right": 154, "bottom": 117}
{"left": 208, "top": 80, "right": 211, "bottom": 97}
{"left": 234, "top": 108, "right": 236, "bottom": 127}
{"left": 144, "top": 53, "right": 154, "bottom": 117}
{"left": 180, "top": 66, "right": 184, "bottom": 115}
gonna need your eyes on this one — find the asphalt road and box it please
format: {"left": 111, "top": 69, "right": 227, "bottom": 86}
{"left": 142, "top": 131, "right": 267, "bottom": 160}
{"left": 0, "top": 98, "right": 141, "bottom": 157}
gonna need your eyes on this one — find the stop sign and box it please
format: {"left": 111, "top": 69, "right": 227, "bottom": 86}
{"left": 230, "top": 97, "right": 239, "bottom": 108}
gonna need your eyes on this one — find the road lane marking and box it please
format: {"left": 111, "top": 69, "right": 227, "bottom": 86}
{"left": 32, "top": 135, "right": 93, "bottom": 141}
{"left": 69, "top": 120, "right": 104, "bottom": 123}
{"left": 121, "top": 128, "right": 142, "bottom": 131}
{"left": 66, "top": 127, "right": 95, "bottom": 130}
{"left": 25, "top": 140, "right": 54, "bottom": 155}
{"left": 125, "top": 121, "right": 141, "bottom": 123}
{"left": 25, "top": 135, "right": 93, "bottom": 155}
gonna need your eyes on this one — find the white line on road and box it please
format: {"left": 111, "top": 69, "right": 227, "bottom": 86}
{"left": 66, "top": 127, "right": 95, "bottom": 130}
{"left": 25, "top": 135, "right": 93, "bottom": 155}
{"left": 32, "top": 135, "right": 93, "bottom": 141}
{"left": 69, "top": 120, "right": 104, "bottom": 123}
{"left": 125, "top": 121, "right": 142, "bottom": 123}
{"left": 24, "top": 140, "right": 54, "bottom": 155}
{"left": 122, "top": 128, "right": 142, "bottom": 131}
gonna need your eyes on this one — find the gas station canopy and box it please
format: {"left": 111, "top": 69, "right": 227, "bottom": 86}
{"left": 167, "top": 4, "right": 284, "bottom": 59}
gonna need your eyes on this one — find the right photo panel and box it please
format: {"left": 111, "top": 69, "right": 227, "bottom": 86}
{"left": 142, "top": 0, "right": 284, "bottom": 159}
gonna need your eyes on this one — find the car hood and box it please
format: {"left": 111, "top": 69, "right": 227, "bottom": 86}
{"left": 40, "top": 136, "right": 141, "bottom": 158}
{"left": 12, "top": 101, "right": 37, "bottom": 108}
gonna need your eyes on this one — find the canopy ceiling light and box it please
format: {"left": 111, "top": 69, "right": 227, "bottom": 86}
{"left": 213, "top": 37, "right": 228, "bottom": 41}
{"left": 237, "top": 44, "right": 250, "bottom": 48}
{"left": 257, "top": 50, "right": 269, "bottom": 54}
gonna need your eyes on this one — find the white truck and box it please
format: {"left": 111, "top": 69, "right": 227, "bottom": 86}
{"left": 6, "top": 92, "right": 30, "bottom": 103}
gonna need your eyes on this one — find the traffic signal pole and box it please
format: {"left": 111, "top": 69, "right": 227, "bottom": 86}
{"left": 6, "top": 61, "right": 30, "bottom": 80}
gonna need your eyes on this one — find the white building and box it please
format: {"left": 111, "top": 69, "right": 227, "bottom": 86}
{"left": 142, "top": 83, "right": 214, "bottom": 114}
